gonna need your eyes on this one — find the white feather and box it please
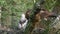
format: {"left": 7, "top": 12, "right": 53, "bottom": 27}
{"left": 18, "top": 13, "right": 28, "bottom": 30}
{"left": 20, "top": 14, "right": 26, "bottom": 21}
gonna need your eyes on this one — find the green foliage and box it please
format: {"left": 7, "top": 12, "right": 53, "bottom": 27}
{"left": 44, "top": 0, "right": 57, "bottom": 12}
{"left": 1, "top": 0, "right": 60, "bottom": 34}
{"left": 1, "top": 0, "right": 34, "bottom": 28}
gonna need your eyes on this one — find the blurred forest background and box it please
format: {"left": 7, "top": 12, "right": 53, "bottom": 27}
{"left": 0, "top": 0, "right": 60, "bottom": 34}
